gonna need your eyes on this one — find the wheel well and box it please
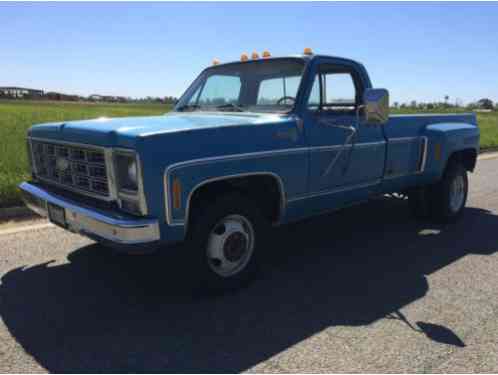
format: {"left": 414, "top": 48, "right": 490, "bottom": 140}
{"left": 447, "top": 149, "right": 477, "bottom": 172}
{"left": 187, "top": 174, "right": 284, "bottom": 228}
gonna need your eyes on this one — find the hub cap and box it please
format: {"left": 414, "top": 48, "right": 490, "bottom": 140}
{"left": 206, "top": 214, "right": 255, "bottom": 277}
{"left": 449, "top": 173, "right": 465, "bottom": 213}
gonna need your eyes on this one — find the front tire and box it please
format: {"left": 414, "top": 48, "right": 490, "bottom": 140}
{"left": 186, "top": 193, "right": 268, "bottom": 293}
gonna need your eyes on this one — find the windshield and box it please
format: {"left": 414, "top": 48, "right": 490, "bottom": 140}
{"left": 175, "top": 58, "right": 306, "bottom": 113}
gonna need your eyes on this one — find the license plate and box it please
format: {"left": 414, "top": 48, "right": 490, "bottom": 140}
{"left": 48, "top": 203, "right": 66, "bottom": 228}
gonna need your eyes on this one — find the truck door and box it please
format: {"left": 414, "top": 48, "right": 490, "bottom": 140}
{"left": 305, "top": 62, "right": 385, "bottom": 199}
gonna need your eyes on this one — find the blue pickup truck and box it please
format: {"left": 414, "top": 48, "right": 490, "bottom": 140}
{"left": 20, "top": 50, "right": 480, "bottom": 291}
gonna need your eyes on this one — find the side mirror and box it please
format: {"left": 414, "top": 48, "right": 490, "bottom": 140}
{"left": 363, "top": 88, "right": 389, "bottom": 124}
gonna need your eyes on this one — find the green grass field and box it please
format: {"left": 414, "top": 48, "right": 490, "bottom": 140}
{"left": 1, "top": 100, "right": 497, "bottom": 208}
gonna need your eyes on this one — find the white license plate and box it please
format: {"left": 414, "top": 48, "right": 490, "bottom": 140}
{"left": 48, "top": 203, "right": 66, "bottom": 227}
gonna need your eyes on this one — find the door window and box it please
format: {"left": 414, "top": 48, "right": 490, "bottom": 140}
{"left": 307, "top": 67, "right": 359, "bottom": 112}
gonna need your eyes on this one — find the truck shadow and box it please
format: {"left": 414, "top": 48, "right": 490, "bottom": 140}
{"left": 0, "top": 198, "right": 496, "bottom": 372}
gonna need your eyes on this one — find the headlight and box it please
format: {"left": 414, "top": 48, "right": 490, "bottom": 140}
{"left": 115, "top": 152, "right": 138, "bottom": 192}
{"left": 113, "top": 150, "right": 147, "bottom": 216}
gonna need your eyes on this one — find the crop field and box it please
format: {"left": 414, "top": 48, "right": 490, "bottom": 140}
{"left": 0, "top": 100, "right": 497, "bottom": 208}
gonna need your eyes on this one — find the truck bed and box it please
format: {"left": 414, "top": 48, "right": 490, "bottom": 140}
{"left": 384, "top": 113, "right": 477, "bottom": 139}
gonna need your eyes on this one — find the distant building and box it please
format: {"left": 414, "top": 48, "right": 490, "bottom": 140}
{"left": 89, "top": 94, "right": 103, "bottom": 101}
{"left": 89, "top": 94, "right": 129, "bottom": 103}
{"left": 0, "top": 86, "right": 44, "bottom": 98}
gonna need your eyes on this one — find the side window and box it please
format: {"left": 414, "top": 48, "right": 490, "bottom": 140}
{"left": 306, "top": 67, "right": 359, "bottom": 111}
{"left": 196, "top": 75, "right": 241, "bottom": 106}
{"left": 257, "top": 76, "right": 301, "bottom": 105}
{"left": 323, "top": 73, "right": 356, "bottom": 106}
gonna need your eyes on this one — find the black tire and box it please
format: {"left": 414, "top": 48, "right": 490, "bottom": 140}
{"left": 186, "top": 193, "right": 268, "bottom": 294}
{"left": 430, "top": 161, "right": 468, "bottom": 222}
{"left": 409, "top": 161, "right": 468, "bottom": 222}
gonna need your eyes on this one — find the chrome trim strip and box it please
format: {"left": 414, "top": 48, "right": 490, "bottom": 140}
{"left": 19, "top": 182, "right": 159, "bottom": 244}
{"left": 354, "top": 141, "right": 387, "bottom": 148}
{"left": 287, "top": 179, "right": 381, "bottom": 203}
{"left": 388, "top": 136, "right": 419, "bottom": 144}
{"left": 418, "top": 136, "right": 428, "bottom": 173}
{"left": 311, "top": 144, "right": 350, "bottom": 153}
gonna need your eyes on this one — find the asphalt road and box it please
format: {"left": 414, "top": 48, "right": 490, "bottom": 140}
{"left": 1, "top": 157, "right": 497, "bottom": 373}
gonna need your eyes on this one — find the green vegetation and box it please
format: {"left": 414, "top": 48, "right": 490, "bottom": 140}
{"left": 0, "top": 100, "right": 497, "bottom": 208}
{"left": 0, "top": 100, "right": 169, "bottom": 207}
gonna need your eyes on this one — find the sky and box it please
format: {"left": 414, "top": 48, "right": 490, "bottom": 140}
{"left": 1, "top": 2, "right": 498, "bottom": 104}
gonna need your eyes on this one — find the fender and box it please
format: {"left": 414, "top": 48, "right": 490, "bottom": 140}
{"left": 423, "top": 121, "right": 480, "bottom": 179}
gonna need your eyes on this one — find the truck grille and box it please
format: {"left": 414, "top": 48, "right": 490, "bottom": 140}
{"left": 31, "top": 140, "right": 110, "bottom": 198}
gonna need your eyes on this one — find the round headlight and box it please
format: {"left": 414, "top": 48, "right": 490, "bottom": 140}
{"left": 127, "top": 160, "right": 137, "bottom": 187}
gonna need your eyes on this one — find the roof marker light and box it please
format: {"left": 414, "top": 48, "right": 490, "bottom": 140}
{"left": 240, "top": 53, "right": 249, "bottom": 62}
{"left": 262, "top": 50, "right": 271, "bottom": 58}
{"left": 212, "top": 58, "right": 220, "bottom": 65}
{"left": 251, "top": 51, "right": 259, "bottom": 60}
{"left": 303, "top": 47, "right": 313, "bottom": 55}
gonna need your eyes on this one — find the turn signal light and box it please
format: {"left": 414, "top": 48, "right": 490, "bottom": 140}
{"left": 172, "top": 178, "right": 182, "bottom": 210}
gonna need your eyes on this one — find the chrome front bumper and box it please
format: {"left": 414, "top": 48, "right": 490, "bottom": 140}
{"left": 19, "top": 182, "right": 160, "bottom": 245}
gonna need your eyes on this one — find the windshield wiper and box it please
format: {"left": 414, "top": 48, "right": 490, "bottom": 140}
{"left": 176, "top": 104, "right": 201, "bottom": 112}
{"left": 215, "top": 103, "right": 245, "bottom": 112}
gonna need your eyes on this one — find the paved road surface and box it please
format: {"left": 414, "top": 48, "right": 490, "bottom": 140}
{"left": 1, "top": 158, "right": 497, "bottom": 373}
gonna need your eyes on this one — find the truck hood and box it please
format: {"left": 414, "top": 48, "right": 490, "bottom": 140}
{"left": 28, "top": 112, "right": 287, "bottom": 148}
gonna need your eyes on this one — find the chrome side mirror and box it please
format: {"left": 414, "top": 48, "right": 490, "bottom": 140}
{"left": 363, "top": 88, "right": 389, "bottom": 124}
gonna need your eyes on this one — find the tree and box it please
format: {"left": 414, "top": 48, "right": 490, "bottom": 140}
{"left": 477, "top": 98, "right": 494, "bottom": 110}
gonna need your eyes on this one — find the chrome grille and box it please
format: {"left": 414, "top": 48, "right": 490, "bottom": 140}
{"left": 31, "top": 140, "right": 110, "bottom": 198}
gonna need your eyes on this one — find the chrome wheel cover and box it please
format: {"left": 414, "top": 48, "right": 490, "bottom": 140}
{"left": 206, "top": 214, "right": 255, "bottom": 277}
{"left": 449, "top": 173, "right": 465, "bottom": 213}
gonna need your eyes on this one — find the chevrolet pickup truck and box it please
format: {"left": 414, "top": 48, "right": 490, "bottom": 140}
{"left": 20, "top": 50, "right": 480, "bottom": 291}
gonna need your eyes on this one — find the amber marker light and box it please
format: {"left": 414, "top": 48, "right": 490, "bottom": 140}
{"left": 262, "top": 50, "right": 271, "bottom": 58}
{"left": 240, "top": 53, "right": 249, "bottom": 62}
{"left": 172, "top": 178, "right": 182, "bottom": 210}
{"left": 212, "top": 58, "right": 220, "bottom": 65}
{"left": 251, "top": 51, "right": 259, "bottom": 59}
{"left": 303, "top": 47, "right": 313, "bottom": 55}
